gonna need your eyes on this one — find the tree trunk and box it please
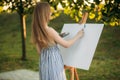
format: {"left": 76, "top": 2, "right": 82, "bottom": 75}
{"left": 20, "top": 14, "right": 27, "bottom": 60}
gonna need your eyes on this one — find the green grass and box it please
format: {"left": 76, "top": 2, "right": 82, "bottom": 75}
{"left": 0, "top": 12, "right": 120, "bottom": 80}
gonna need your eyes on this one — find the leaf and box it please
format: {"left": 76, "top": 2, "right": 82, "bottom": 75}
{"left": 89, "top": 12, "right": 95, "bottom": 19}
{"left": 94, "top": 0, "right": 101, "bottom": 5}
{"left": 91, "top": 3, "right": 95, "bottom": 8}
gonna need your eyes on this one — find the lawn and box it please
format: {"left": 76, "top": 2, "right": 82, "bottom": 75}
{"left": 0, "top": 12, "right": 120, "bottom": 80}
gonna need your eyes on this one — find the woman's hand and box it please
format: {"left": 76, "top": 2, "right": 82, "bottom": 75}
{"left": 77, "top": 29, "right": 84, "bottom": 38}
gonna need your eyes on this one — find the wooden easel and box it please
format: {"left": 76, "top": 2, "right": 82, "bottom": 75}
{"left": 64, "top": 65, "right": 79, "bottom": 80}
{"left": 64, "top": 12, "right": 88, "bottom": 80}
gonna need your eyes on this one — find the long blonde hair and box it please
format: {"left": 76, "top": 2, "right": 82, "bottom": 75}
{"left": 31, "top": 2, "right": 53, "bottom": 50}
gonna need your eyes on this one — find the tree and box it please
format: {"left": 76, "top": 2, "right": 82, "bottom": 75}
{"left": 0, "top": 0, "right": 61, "bottom": 61}
{"left": 43, "top": 0, "right": 120, "bottom": 26}
{"left": 0, "top": 0, "right": 36, "bottom": 60}
{"left": 66, "top": 0, "right": 120, "bottom": 26}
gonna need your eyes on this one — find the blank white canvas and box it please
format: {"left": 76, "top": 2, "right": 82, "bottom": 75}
{"left": 59, "top": 23, "right": 104, "bottom": 70}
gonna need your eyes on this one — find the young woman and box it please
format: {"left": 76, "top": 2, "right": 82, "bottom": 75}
{"left": 31, "top": 2, "right": 84, "bottom": 80}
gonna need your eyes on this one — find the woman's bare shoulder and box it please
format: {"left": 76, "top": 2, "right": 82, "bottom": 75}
{"left": 48, "top": 27, "right": 55, "bottom": 31}
{"left": 47, "top": 27, "right": 58, "bottom": 34}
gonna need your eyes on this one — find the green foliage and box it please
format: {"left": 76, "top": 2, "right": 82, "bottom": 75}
{"left": 101, "top": 0, "right": 120, "bottom": 26}
{"left": 47, "top": 0, "right": 120, "bottom": 26}
{"left": 0, "top": 0, "right": 35, "bottom": 14}
{"left": 1, "top": 0, "right": 120, "bottom": 26}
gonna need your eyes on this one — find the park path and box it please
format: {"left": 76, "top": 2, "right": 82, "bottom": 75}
{"left": 0, "top": 69, "right": 39, "bottom": 80}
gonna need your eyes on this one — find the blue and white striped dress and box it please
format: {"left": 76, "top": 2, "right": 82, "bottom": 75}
{"left": 39, "top": 45, "right": 66, "bottom": 80}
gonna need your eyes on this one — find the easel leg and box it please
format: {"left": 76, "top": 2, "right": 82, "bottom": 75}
{"left": 70, "top": 67, "right": 74, "bottom": 80}
{"left": 74, "top": 68, "right": 79, "bottom": 80}
{"left": 64, "top": 65, "right": 80, "bottom": 80}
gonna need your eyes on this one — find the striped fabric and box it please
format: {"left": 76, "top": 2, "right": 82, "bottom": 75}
{"left": 39, "top": 45, "right": 66, "bottom": 80}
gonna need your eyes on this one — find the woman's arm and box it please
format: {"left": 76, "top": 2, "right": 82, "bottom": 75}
{"left": 35, "top": 44, "right": 40, "bottom": 54}
{"left": 48, "top": 28, "right": 84, "bottom": 48}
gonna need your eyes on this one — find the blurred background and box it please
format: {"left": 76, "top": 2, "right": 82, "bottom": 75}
{"left": 0, "top": 0, "right": 120, "bottom": 80}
